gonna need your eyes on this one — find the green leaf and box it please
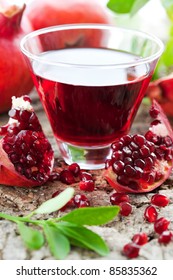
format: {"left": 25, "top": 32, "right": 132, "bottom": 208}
{"left": 130, "top": 0, "right": 150, "bottom": 16}
{"left": 56, "top": 222, "right": 109, "bottom": 256}
{"left": 43, "top": 224, "right": 70, "bottom": 259}
{"left": 107, "top": 0, "right": 136, "bottom": 14}
{"left": 60, "top": 206, "right": 119, "bottom": 226}
{"left": 107, "top": 0, "right": 149, "bottom": 15}
{"left": 34, "top": 187, "right": 74, "bottom": 214}
{"left": 17, "top": 222, "right": 44, "bottom": 250}
{"left": 0, "top": 212, "right": 21, "bottom": 223}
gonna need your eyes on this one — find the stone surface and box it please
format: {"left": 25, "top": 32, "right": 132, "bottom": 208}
{"left": 0, "top": 91, "right": 173, "bottom": 260}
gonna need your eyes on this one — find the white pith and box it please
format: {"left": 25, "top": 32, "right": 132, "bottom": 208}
{"left": 8, "top": 96, "right": 33, "bottom": 125}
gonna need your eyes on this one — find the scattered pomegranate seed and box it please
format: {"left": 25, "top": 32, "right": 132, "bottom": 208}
{"left": 48, "top": 171, "right": 60, "bottom": 182}
{"left": 154, "top": 217, "right": 170, "bottom": 234}
{"left": 73, "top": 194, "right": 90, "bottom": 208}
{"left": 144, "top": 205, "right": 158, "bottom": 223}
{"left": 59, "top": 170, "right": 76, "bottom": 185}
{"left": 132, "top": 233, "right": 148, "bottom": 245}
{"left": 158, "top": 231, "right": 173, "bottom": 244}
{"left": 79, "top": 171, "right": 93, "bottom": 181}
{"left": 110, "top": 193, "right": 130, "bottom": 205}
{"left": 123, "top": 242, "right": 140, "bottom": 259}
{"left": 68, "top": 163, "right": 80, "bottom": 177}
{"left": 79, "top": 180, "right": 95, "bottom": 192}
{"left": 51, "top": 191, "right": 74, "bottom": 211}
{"left": 119, "top": 202, "right": 132, "bottom": 216}
{"left": 151, "top": 194, "right": 169, "bottom": 207}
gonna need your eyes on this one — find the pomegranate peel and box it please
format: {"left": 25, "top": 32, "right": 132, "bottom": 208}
{"left": 104, "top": 100, "right": 173, "bottom": 193}
{"left": 146, "top": 74, "right": 173, "bottom": 117}
{"left": 0, "top": 3, "right": 33, "bottom": 113}
{"left": 0, "top": 96, "right": 54, "bottom": 187}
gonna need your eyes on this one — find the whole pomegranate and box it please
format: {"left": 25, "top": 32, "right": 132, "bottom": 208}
{"left": 0, "top": 96, "right": 54, "bottom": 187}
{"left": 24, "top": 0, "right": 110, "bottom": 30}
{"left": 0, "top": 3, "right": 33, "bottom": 114}
{"left": 104, "top": 100, "right": 173, "bottom": 193}
{"left": 23, "top": 0, "right": 111, "bottom": 49}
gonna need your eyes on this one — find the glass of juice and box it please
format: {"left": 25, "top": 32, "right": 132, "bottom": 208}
{"left": 20, "top": 24, "right": 164, "bottom": 170}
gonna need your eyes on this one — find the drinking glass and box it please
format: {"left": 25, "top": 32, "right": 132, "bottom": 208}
{"left": 20, "top": 24, "right": 164, "bottom": 169}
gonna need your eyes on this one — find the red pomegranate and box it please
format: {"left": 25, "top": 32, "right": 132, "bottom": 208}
{"left": 0, "top": 96, "right": 54, "bottom": 187}
{"left": 0, "top": 3, "right": 33, "bottom": 114}
{"left": 23, "top": 0, "right": 111, "bottom": 49}
{"left": 104, "top": 100, "right": 173, "bottom": 193}
{"left": 24, "top": 0, "right": 110, "bottom": 30}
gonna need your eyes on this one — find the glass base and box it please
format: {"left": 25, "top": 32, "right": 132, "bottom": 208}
{"left": 57, "top": 141, "right": 112, "bottom": 170}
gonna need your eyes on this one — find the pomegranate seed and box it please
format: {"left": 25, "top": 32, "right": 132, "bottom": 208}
{"left": 132, "top": 233, "right": 148, "bottom": 246}
{"left": 112, "top": 160, "right": 124, "bottom": 175}
{"left": 150, "top": 106, "right": 160, "bottom": 118}
{"left": 144, "top": 205, "right": 158, "bottom": 223}
{"left": 151, "top": 194, "right": 169, "bottom": 207}
{"left": 134, "top": 159, "right": 145, "bottom": 168}
{"left": 59, "top": 170, "right": 75, "bottom": 185}
{"left": 111, "top": 141, "right": 123, "bottom": 150}
{"left": 122, "top": 242, "right": 140, "bottom": 259}
{"left": 117, "top": 175, "right": 129, "bottom": 186}
{"left": 158, "top": 231, "right": 173, "bottom": 244}
{"left": 73, "top": 194, "right": 90, "bottom": 208}
{"left": 122, "top": 135, "right": 132, "bottom": 145}
{"left": 112, "top": 150, "right": 123, "bottom": 160}
{"left": 154, "top": 217, "right": 170, "bottom": 234}
{"left": 23, "top": 95, "right": 31, "bottom": 103}
{"left": 51, "top": 191, "right": 74, "bottom": 211}
{"left": 105, "top": 159, "right": 112, "bottom": 169}
{"left": 119, "top": 202, "right": 132, "bottom": 216}
{"left": 133, "top": 135, "right": 145, "bottom": 146}
{"left": 79, "top": 171, "right": 93, "bottom": 181}
{"left": 68, "top": 163, "right": 80, "bottom": 177}
{"left": 140, "top": 146, "right": 150, "bottom": 157}
{"left": 49, "top": 172, "right": 60, "bottom": 182}
{"left": 110, "top": 193, "right": 130, "bottom": 205}
{"left": 124, "top": 165, "right": 136, "bottom": 177}
{"left": 79, "top": 180, "right": 95, "bottom": 192}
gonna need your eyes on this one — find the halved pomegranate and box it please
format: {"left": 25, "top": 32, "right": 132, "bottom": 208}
{"left": 0, "top": 96, "right": 54, "bottom": 187}
{"left": 104, "top": 100, "right": 173, "bottom": 193}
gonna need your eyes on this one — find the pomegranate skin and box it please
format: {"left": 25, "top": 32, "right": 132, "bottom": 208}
{"left": 0, "top": 4, "right": 33, "bottom": 114}
{"left": 104, "top": 100, "right": 173, "bottom": 193}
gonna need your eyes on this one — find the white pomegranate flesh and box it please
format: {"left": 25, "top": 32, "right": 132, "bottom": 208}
{"left": 0, "top": 96, "right": 54, "bottom": 187}
{"left": 104, "top": 100, "right": 173, "bottom": 193}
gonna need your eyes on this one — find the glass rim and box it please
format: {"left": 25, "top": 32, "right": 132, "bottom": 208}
{"left": 20, "top": 23, "right": 164, "bottom": 69}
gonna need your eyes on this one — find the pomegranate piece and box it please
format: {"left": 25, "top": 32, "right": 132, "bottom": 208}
{"left": 68, "top": 163, "right": 80, "bottom": 177}
{"left": 154, "top": 217, "right": 170, "bottom": 234}
{"left": 132, "top": 233, "right": 148, "bottom": 245}
{"left": 73, "top": 194, "right": 90, "bottom": 208}
{"left": 151, "top": 194, "right": 169, "bottom": 207}
{"left": 158, "top": 231, "right": 173, "bottom": 244}
{"left": 59, "top": 170, "right": 76, "bottom": 185}
{"left": 0, "top": 96, "right": 54, "bottom": 187}
{"left": 144, "top": 205, "right": 158, "bottom": 223}
{"left": 146, "top": 74, "right": 173, "bottom": 117}
{"left": 110, "top": 193, "right": 130, "bottom": 205}
{"left": 79, "top": 180, "right": 95, "bottom": 192}
{"left": 122, "top": 242, "right": 140, "bottom": 259}
{"left": 104, "top": 100, "right": 173, "bottom": 193}
{"left": 119, "top": 202, "right": 132, "bottom": 216}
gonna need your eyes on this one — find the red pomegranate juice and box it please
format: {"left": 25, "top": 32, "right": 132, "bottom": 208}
{"left": 32, "top": 48, "right": 152, "bottom": 147}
